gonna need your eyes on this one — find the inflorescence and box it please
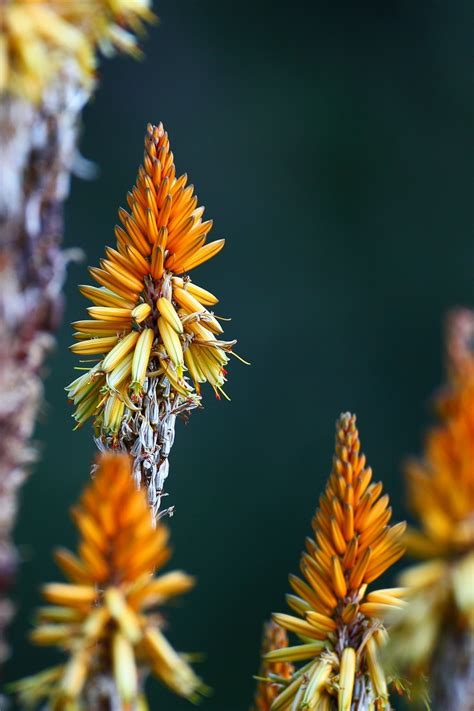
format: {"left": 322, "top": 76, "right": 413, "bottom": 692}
{"left": 265, "top": 413, "right": 406, "bottom": 710}
{"left": 389, "top": 310, "right": 474, "bottom": 691}
{"left": 66, "top": 122, "right": 242, "bottom": 513}
{"left": 13, "top": 452, "right": 203, "bottom": 709}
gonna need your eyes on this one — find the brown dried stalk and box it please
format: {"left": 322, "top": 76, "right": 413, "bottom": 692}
{"left": 0, "top": 65, "right": 89, "bottom": 662}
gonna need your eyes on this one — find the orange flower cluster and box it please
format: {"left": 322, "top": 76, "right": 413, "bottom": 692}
{"left": 67, "top": 123, "right": 238, "bottom": 441}
{"left": 389, "top": 310, "right": 474, "bottom": 683}
{"left": 268, "top": 413, "right": 406, "bottom": 710}
{"left": 252, "top": 622, "right": 294, "bottom": 711}
{"left": 405, "top": 309, "right": 474, "bottom": 559}
{"left": 13, "top": 453, "right": 202, "bottom": 709}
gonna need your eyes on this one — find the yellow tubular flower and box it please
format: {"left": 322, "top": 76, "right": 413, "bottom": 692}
{"left": 12, "top": 453, "right": 203, "bottom": 710}
{"left": 0, "top": 1, "right": 154, "bottom": 102}
{"left": 268, "top": 413, "right": 406, "bottom": 710}
{"left": 389, "top": 310, "right": 474, "bottom": 703}
{"left": 66, "top": 122, "right": 243, "bottom": 515}
{"left": 251, "top": 621, "right": 295, "bottom": 711}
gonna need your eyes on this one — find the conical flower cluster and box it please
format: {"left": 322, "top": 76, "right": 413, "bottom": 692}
{"left": 0, "top": 0, "right": 153, "bottom": 102}
{"left": 13, "top": 453, "right": 202, "bottom": 710}
{"left": 252, "top": 622, "right": 295, "bottom": 711}
{"left": 389, "top": 310, "right": 474, "bottom": 689}
{"left": 268, "top": 413, "right": 406, "bottom": 710}
{"left": 66, "top": 122, "right": 239, "bottom": 513}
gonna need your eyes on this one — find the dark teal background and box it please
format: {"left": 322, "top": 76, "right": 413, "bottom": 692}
{"left": 5, "top": 2, "right": 473, "bottom": 709}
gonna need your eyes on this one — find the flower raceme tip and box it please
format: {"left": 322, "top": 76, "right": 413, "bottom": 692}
{"left": 67, "top": 122, "right": 244, "bottom": 442}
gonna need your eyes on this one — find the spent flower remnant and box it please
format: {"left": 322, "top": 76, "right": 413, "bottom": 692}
{"left": 0, "top": 0, "right": 154, "bottom": 101}
{"left": 389, "top": 310, "right": 474, "bottom": 708}
{"left": 67, "top": 122, "right": 241, "bottom": 514}
{"left": 252, "top": 621, "right": 295, "bottom": 711}
{"left": 13, "top": 453, "right": 203, "bottom": 710}
{"left": 267, "top": 413, "right": 406, "bottom": 710}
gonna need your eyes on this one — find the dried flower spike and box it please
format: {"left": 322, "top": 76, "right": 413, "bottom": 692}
{"left": 268, "top": 413, "right": 406, "bottom": 710}
{"left": 389, "top": 310, "right": 474, "bottom": 708}
{"left": 0, "top": 0, "right": 154, "bottom": 102}
{"left": 67, "top": 122, "right": 242, "bottom": 514}
{"left": 251, "top": 621, "right": 295, "bottom": 711}
{"left": 12, "top": 452, "right": 203, "bottom": 710}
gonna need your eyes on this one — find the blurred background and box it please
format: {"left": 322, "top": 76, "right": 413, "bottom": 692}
{"left": 5, "top": 1, "right": 473, "bottom": 708}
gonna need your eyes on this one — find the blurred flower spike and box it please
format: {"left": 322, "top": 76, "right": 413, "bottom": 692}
{"left": 0, "top": 0, "right": 155, "bottom": 102}
{"left": 266, "top": 413, "right": 406, "bottom": 710}
{"left": 389, "top": 309, "right": 474, "bottom": 697}
{"left": 12, "top": 453, "right": 204, "bottom": 709}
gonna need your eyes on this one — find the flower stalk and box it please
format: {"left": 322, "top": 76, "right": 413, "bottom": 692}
{"left": 67, "top": 122, "right": 242, "bottom": 516}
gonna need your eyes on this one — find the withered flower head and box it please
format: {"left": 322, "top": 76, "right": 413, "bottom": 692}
{"left": 268, "top": 413, "right": 406, "bottom": 710}
{"left": 389, "top": 310, "right": 474, "bottom": 685}
{"left": 13, "top": 453, "right": 203, "bottom": 709}
{"left": 252, "top": 621, "right": 294, "bottom": 711}
{"left": 0, "top": 0, "right": 153, "bottom": 102}
{"left": 66, "top": 122, "right": 242, "bottom": 513}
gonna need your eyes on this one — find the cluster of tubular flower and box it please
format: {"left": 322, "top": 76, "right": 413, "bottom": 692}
{"left": 0, "top": 0, "right": 154, "bottom": 102}
{"left": 252, "top": 622, "right": 295, "bottom": 711}
{"left": 389, "top": 310, "right": 474, "bottom": 686}
{"left": 13, "top": 453, "right": 203, "bottom": 709}
{"left": 66, "top": 123, "right": 238, "bottom": 443}
{"left": 265, "top": 414, "right": 406, "bottom": 710}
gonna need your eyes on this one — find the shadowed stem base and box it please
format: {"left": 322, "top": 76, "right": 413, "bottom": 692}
{"left": 431, "top": 628, "right": 474, "bottom": 711}
{"left": 0, "top": 64, "right": 88, "bottom": 662}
